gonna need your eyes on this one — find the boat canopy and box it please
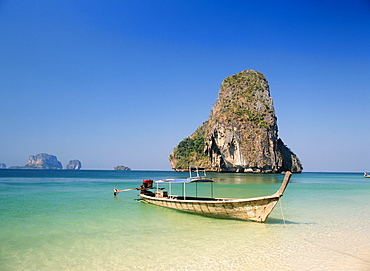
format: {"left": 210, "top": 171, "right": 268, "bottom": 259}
{"left": 155, "top": 178, "right": 214, "bottom": 184}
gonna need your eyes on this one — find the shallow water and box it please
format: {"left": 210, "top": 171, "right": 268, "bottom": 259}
{"left": 1, "top": 170, "right": 369, "bottom": 270}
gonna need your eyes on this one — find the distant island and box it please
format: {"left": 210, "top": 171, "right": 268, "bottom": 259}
{"left": 0, "top": 163, "right": 6, "bottom": 169}
{"left": 8, "top": 153, "right": 81, "bottom": 170}
{"left": 66, "top": 160, "right": 82, "bottom": 170}
{"left": 113, "top": 165, "right": 131, "bottom": 171}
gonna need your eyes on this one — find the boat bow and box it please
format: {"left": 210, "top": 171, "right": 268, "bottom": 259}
{"left": 272, "top": 171, "right": 292, "bottom": 197}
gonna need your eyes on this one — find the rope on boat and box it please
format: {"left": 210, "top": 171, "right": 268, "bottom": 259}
{"left": 279, "top": 198, "right": 286, "bottom": 225}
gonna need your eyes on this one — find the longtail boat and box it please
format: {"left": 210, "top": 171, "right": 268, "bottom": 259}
{"left": 114, "top": 169, "right": 292, "bottom": 223}
{"left": 365, "top": 172, "right": 370, "bottom": 178}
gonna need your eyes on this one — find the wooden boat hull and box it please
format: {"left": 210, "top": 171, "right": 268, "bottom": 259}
{"left": 140, "top": 194, "right": 281, "bottom": 222}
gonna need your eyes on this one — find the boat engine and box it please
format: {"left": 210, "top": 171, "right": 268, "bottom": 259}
{"left": 142, "top": 179, "right": 154, "bottom": 189}
{"left": 140, "top": 179, "right": 155, "bottom": 196}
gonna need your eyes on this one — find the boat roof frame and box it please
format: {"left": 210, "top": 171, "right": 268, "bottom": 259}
{"left": 155, "top": 166, "right": 214, "bottom": 199}
{"left": 155, "top": 178, "right": 214, "bottom": 184}
{"left": 155, "top": 166, "right": 213, "bottom": 184}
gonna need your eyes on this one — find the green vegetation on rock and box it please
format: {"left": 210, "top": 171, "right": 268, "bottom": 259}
{"left": 169, "top": 124, "right": 209, "bottom": 169}
{"left": 213, "top": 70, "right": 274, "bottom": 129}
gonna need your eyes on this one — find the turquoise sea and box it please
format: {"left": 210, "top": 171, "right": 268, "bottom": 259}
{"left": 1, "top": 170, "right": 369, "bottom": 270}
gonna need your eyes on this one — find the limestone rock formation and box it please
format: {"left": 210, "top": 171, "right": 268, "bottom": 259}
{"left": 169, "top": 70, "right": 303, "bottom": 173}
{"left": 0, "top": 163, "right": 6, "bottom": 169}
{"left": 66, "top": 160, "right": 82, "bottom": 170}
{"left": 113, "top": 165, "right": 131, "bottom": 171}
{"left": 22, "top": 153, "right": 63, "bottom": 169}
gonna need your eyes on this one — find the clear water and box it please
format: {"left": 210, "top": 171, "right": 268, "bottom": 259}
{"left": 1, "top": 170, "right": 369, "bottom": 270}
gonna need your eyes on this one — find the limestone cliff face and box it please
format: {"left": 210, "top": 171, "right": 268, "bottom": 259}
{"left": 23, "top": 153, "right": 63, "bottom": 169}
{"left": 169, "top": 70, "right": 302, "bottom": 173}
{"left": 66, "top": 160, "right": 82, "bottom": 170}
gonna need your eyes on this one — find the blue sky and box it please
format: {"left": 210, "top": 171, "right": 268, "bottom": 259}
{"left": 1, "top": 0, "right": 369, "bottom": 171}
